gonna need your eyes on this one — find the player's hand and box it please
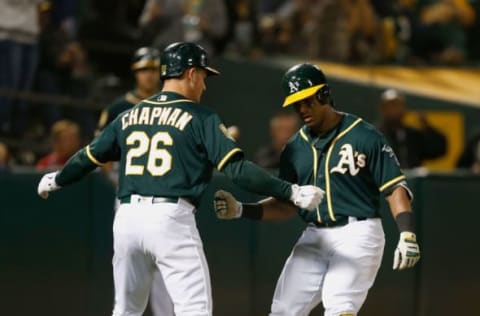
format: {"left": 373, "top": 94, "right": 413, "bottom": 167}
{"left": 37, "top": 171, "right": 61, "bottom": 199}
{"left": 214, "top": 190, "right": 242, "bottom": 220}
{"left": 290, "top": 184, "right": 325, "bottom": 211}
{"left": 393, "top": 232, "right": 420, "bottom": 270}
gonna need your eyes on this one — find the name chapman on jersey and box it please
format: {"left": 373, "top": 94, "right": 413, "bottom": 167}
{"left": 121, "top": 106, "right": 193, "bottom": 131}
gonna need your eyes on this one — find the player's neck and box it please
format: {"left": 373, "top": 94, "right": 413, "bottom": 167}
{"left": 311, "top": 110, "right": 343, "bottom": 136}
{"left": 162, "top": 80, "right": 193, "bottom": 101}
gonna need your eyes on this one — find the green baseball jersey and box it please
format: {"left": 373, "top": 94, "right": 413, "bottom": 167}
{"left": 280, "top": 112, "right": 406, "bottom": 224}
{"left": 86, "top": 91, "right": 242, "bottom": 203}
{"left": 97, "top": 91, "right": 142, "bottom": 131}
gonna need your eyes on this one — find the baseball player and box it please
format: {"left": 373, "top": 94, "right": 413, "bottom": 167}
{"left": 96, "top": 47, "right": 174, "bottom": 316}
{"left": 37, "top": 43, "right": 324, "bottom": 316}
{"left": 214, "top": 63, "right": 421, "bottom": 316}
{"left": 97, "top": 47, "right": 161, "bottom": 133}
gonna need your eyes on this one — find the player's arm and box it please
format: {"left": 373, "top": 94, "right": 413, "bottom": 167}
{"left": 37, "top": 123, "right": 120, "bottom": 199}
{"left": 385, "top": 185, "right": 420, "bottom": 270}
{"left": 215, "top": 144, "right": 324, "bottom": 220}
{"left": 221, "top": 155, "right": 323, "bottom": 212}
{"left": 214, "top": 192, "right": 298, "bottom": 221}
{"left": 203, "top": 114, "right": 323, "bottom": 211}
{"left": 369, "top": 133, "right": 420, "bottom": 270}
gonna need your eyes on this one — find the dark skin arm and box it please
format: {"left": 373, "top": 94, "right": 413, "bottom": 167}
{"left": 255, "top": 185, "right": 411, "bottom": 221}
{"left": 251, "top": 197, "right": 297, "bottom": 220}
{"left": 386, "top": 186, "right": 412, "bottom": 219}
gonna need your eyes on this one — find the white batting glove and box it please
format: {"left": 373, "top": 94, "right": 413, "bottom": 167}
{"left": 214, "top": 190, "right": 242, "bottom": 220}
{"left": 290, "top": 184, "right": 325, "bottom": 211}
{"left": 393, "top": 232, "right": 420, "bottom": 270}
{"left": 37, "top": 171, "right": 61, "bottom": 199}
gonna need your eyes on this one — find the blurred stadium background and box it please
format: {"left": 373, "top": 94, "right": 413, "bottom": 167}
{"left": 1, "top": 0, "right": 480, "bottom": 315}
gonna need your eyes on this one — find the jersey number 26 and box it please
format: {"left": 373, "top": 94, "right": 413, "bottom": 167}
{"left": 125, "top": 131, "right": 173, "bottom": 176}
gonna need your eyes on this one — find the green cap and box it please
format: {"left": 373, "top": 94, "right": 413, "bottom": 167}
{"left": 281, "top": 63, "right": 327, "bottom": 107}
{"left": 160, "top": 42, "right": 220, "bottom": 79}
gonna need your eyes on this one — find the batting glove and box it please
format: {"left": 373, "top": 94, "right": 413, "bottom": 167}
{"left": 290, "top": 184, "right": 325, "bottom": 211}
{"left": 393, "top": 232, "right": 420, "bottom": 270}
{"left": 214, "top": 190, "right": 242, "bottom": 220}
{"left": 37, "top": 171, "right": 61, "bottom": 199}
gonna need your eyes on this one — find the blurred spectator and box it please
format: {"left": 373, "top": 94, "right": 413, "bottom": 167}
{"left": 0, "top": 142, "right": 11, "bottom": 173}
{"left": 378, "top": 89, "right": 447, "bottom": 168}
{"left": 34, "top": 1, "right": 93, "bottom": 138}
{"left": 466, "top": 0, "right": 480, "bottom": 61}
{"left": 138, "top": 0, "right": 228, "bottom": 54}
{"left": 260, "top": 0, "right": 377, "bottom": 62}
{"left": 258, "top": 0, "right": 289, "bottom": 14}
{"left": 224, "top": 0, "right": 260, "bottom": 56}
{"left": 0, "top": 0, "right": 41, "bottom": 136}
{"left": 95, "top": 47, "right": 161, "bottom": 181}
{"left": 254, "top": 110, "right": 299, "bottom": 169}
{"left": 36, "top": 119, "right": 82, "bottom": 170}
{"left": 373, "top": 0, "right": 415, "bottom": 63}
{"left": 456, "top": 133, "right": 480, "bottom": 173}
{"left": 411, "top": 0, "right": 475, "bottom": 65}
{"left": 96, "top": 47, "right": 161, "bottom": 133}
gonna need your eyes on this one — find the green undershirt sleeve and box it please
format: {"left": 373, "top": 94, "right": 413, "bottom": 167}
{"left": 55, "top": 148, "right": 98, "bottom": 187}
{"left": 221, "top": 157, "right": 292, "bottom": 201}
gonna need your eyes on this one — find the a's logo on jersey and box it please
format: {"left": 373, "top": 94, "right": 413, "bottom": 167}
{"left": 382, "top": 144, "right": 400, "bottom": 166}
{"left": 289, "top": 81, "right": 300, "bottom": 93}
{"left": 330, "top": 144, "right": 366, "bottom": 176}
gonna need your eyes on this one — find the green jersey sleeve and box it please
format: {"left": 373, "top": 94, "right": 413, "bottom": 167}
{"left": 367, "top": 133, "right": 406, "bottom": 194}
{"left": 279, "top": 145, "right": 297, "bottom": 183}
{"left": 55, "top": 121, "right": 120, "bottom": 187}
{"left": 201, "top": 113, "right": 242, "bottom": 170}
{"left": 87, "top": 120, "right": 121, "bottom": 164}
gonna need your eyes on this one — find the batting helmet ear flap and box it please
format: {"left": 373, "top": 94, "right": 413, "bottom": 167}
{"left": 316, "top": 84, "right": 333, "bottom": 106}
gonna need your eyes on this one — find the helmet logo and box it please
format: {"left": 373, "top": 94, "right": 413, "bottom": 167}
{"left": 289, "top": 81, "right": 300, "bottom": 93}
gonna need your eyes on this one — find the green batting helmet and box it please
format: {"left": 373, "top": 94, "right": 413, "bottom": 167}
{"left": 160, "top": 42, "right": 220, "bottom": 79}
{"left": 131, "top": 47, "right": 160, "bottom": 71}
{"left": 281, "top": 63, "right": 329, "bottom": 107}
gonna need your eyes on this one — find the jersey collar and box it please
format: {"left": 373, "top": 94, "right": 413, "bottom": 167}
{"left": 299, "top": 113, "right": 351, "bottom": 148}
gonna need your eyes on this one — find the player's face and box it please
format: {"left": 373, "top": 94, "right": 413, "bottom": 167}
{"left": 135, "top": 68, "right": 160, "bottom": 93}
{"left": 293, "top": 96, "right": 327, "bottom": 130}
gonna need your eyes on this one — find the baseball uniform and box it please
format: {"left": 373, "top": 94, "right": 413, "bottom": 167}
{"left": 270, "top": 113, "right": 407, "bottom": 316}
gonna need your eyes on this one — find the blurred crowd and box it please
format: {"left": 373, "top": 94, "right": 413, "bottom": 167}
{"left": 0, "top": 0, "right": 479, "bottom": 172}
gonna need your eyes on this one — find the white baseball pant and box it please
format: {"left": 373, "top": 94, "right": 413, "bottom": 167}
{"left": 111, "top": 196, "right": 212, "bottom": 316}
{"left": 270, "top": 218, "right": 385, "bottom": 316}
{"left": 113, "top": 196, "right": 175, "bottom": 316}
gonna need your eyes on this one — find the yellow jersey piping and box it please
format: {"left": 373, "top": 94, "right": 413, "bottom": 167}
{"left": 325, "top": 118, "right": 363, "bottom": 221}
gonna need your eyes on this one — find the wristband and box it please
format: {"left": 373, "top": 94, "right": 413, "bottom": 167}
{"left": 395, "top": 211, "right": 414, "bottom": 232}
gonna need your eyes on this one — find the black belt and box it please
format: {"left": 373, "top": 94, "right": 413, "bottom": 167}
{"left": 313, "top": 216, "right": 367, "bottom": 228}
{"left": 120, "top": 196, "right": 179, "bottom": 204}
